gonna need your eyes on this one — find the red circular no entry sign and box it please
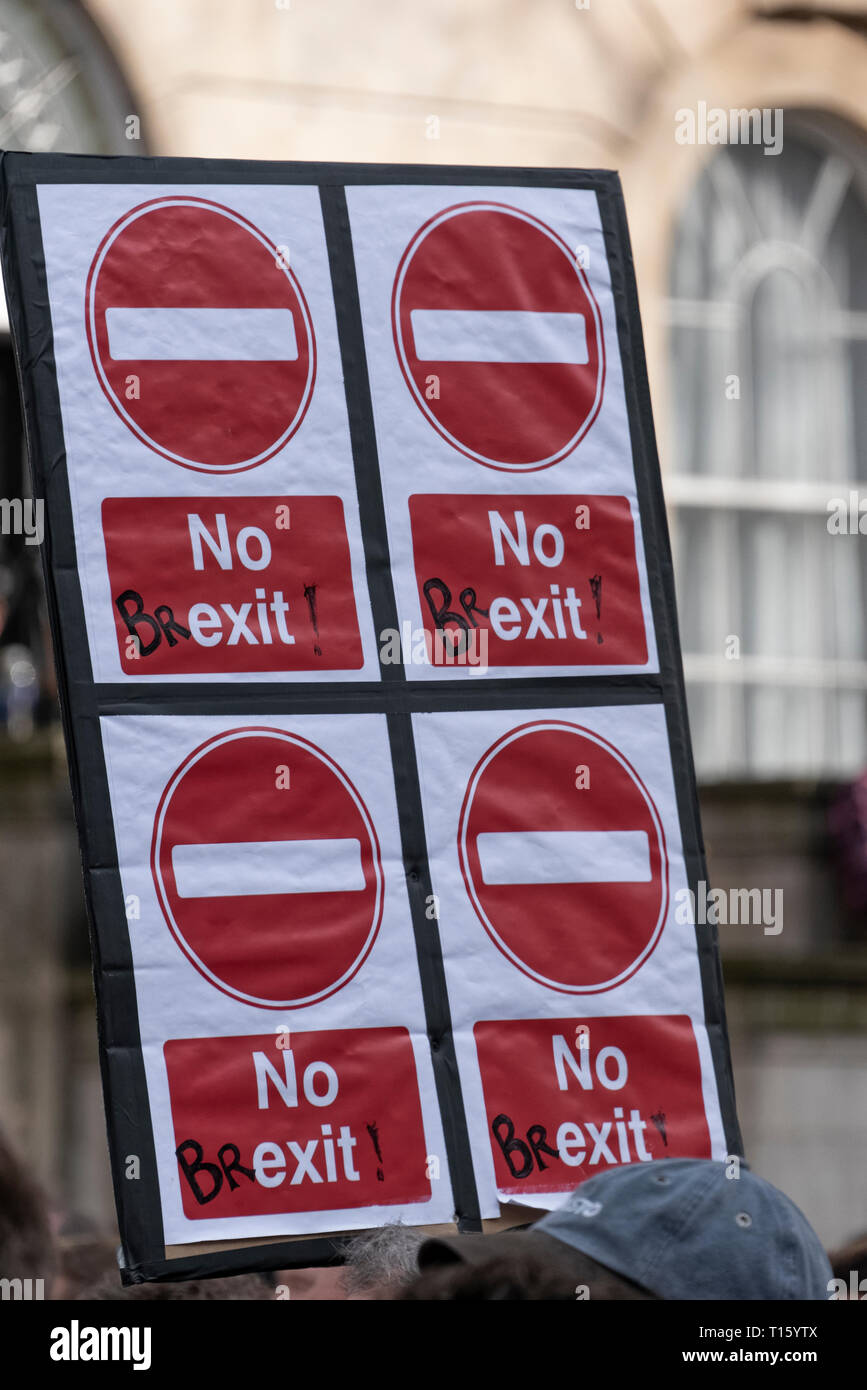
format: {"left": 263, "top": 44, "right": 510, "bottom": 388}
{"left": 151, "top": 728, "right": 382, "bottom": 1008}
{"left": 392, "top": 202, "right": 604, "bottom": 470}
{"left": 86, "top": 197, "right": 316, "bottom": 472}
{"left": 458, "top": 721, "right": 667, "bottom": 991}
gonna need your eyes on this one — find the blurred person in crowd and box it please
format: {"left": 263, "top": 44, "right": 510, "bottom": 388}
{"left": 403, "top": 1245, "right": 653, "bottom": 1300}
{"left": 400, "top": 1158, "right": 833, "bottom": 1301}
{"left": 271, "top": 1263, "right": 346, "bottom": 1299}
{"left": 341, "top": 1222, "right": 424, "bottom": 1299}
{"left": 272, "top": 1224, "right": 424, "bottom": 1299}
{"left": 828, "top": 1230, "right": 867, "bottom": 1299}
{"left": 0, "top": 1126, "right": 57, "bottom": 1295}
{"left": 77, "top": 1272, "right": 276, "bottom": 1300}
{"left": 54, "top": 1233, "right": 124, "bottom": 1300}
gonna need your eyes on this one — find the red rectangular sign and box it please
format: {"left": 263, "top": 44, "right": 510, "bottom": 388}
{"left": 164, "top": 1027, "right": 432, "bottom": 1220}
{"left": 474, "top": 1015, "right": 711, "bottom": 1197}
{"left": 408, "top": 493, "right": 647, "bottom": 667}
{"left": 103, "top": 496, "right": 363, "bottom": 674}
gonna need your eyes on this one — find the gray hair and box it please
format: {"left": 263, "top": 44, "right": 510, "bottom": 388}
{"left": 340, "top": 1223, "right": 425, "bottom": 1296}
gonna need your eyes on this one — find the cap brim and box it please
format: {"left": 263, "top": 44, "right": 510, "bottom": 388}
{"left": 418, "top": 1228, "right": 586, "bottom": 1278}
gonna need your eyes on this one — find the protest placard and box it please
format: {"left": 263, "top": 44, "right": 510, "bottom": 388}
{"left": 0, "top": 154, "right": 739, "bottom": 1281}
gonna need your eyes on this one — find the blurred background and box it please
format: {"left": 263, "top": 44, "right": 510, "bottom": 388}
{"left": 0, "top": 0, "right": 864, "bottom": 1251}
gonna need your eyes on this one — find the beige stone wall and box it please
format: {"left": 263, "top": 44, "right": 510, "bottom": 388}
{"left": 84, "top": 0, "right": 867, "bottom": 463}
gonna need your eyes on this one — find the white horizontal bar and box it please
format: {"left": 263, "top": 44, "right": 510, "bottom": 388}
{"left": 171, "top": 838, "right": 364, "bottom": 899}
{"left": 410, "top": 309, "right": 588, "bottom": 364}
{"left": 682, "top": 653, "right": 867, "bottom": 690}
{"left": 476, "top": 830, "right": 651, "bottom": 886}
{"left": 661, "top": 298, "right": 739, "bottom": 331}
{"left": 665, "top": 474, "right": 849, "bottom": 513}
{"left": 105, "top": 307, "right": 299, "bottom": 361}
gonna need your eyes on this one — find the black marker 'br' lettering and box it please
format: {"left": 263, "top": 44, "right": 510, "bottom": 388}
{"left": 422, "top": 577, "right": 470, "bottom": 655}
{"left": 526, "top": 1123, "right": 559, "bottom": 1172}
{"left": 115, "top": 589, "right": 161, "bottom": 657}
{"left": 458, "top": 587, "right": 489, "bottom": 628}
{"left": 154, "top": 604, "right": 191, "bottom": 647}
{"left": 217, "top": 1142, "right": 256, "bottom": 1190}
{"left": 491, "top": 1113, "right": 533, "bottom": 1180}
{"left": 176, "top": 1139, "right": 223, "bottom": 1205}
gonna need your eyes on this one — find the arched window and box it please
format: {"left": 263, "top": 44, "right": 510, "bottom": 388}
{"left": 666, "top": 116, "right": 867, "bottom": 779}
{"left": 0, "top": 0, "right": 142, "bottom": 155}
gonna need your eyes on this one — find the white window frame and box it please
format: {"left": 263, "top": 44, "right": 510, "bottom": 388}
{"left": 664, "top": 114, "right": 867, "bottom": 778}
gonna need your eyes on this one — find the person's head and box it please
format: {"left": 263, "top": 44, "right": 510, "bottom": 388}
{"left": 77, "top": 1272, "right": 274, "bottom": 1300}
{"left": 406, "top": 1158, "right": 833, "bottom": 1301}
{"left": 0, "top": 1127, "right": 57, "bottom": 1294}
{"left": 341, "top": 1223, "right": 425, "bottom": 1298}
{"left": 54, "top": 1235, "right": 122, "bottom": 1300}
{"left": 402, "top": 1241, "right": 653, "bottom": 1300}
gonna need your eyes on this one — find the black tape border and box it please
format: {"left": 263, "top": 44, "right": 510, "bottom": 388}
{"left": 0, "top": 152, "right": 741, "bottom": 1284}
{"left": 596, "top": 176, "right": 743, "bottom": 1156}
{"left": 0, "top": 161, "right": 166, "bottom": 1272}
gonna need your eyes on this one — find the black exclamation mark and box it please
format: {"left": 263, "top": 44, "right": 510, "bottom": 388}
{"left": 303, "top": 583, "right": 322, "bottom": 656}
{"left": 366, "top": 1121, "right": 384, "bottom": 1181}
{"left": 651, "top": 1110, "right": 668, "bottom": 1147}
{"left": 589, "top": 574, "right": 603, "bottom": 644}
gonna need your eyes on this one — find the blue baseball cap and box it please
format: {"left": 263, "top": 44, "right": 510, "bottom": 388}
{"left": 420, "top": 1158, "right": 833, "bottom": 1300}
